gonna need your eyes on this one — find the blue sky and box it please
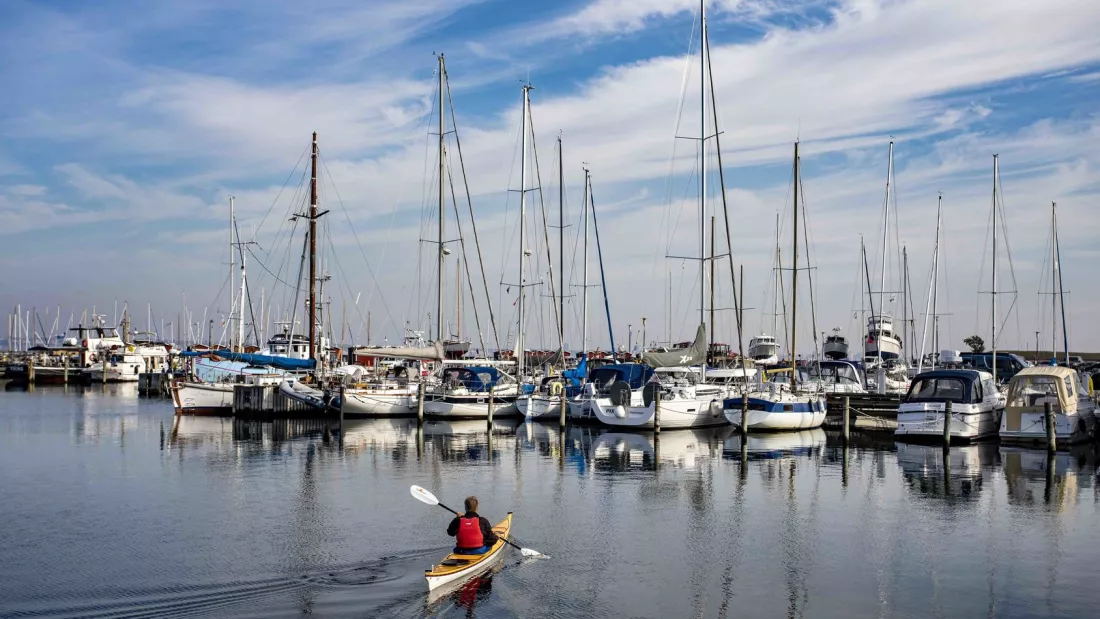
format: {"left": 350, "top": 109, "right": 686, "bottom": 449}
{"left": 2, "top": 0, "right": 1099, "bottom": 355}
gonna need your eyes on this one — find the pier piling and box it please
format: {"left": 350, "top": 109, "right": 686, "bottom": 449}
{"left": 63, "top": 356, "right": 69, "bottom": 385}
{"left": 416, "top": 381, "right": 424, "bottom": 425}
{"left": 487, "top": 389, "right": 495, "bottom": 427}
{"left": 27, "top": 361, "right": 35, "bottom": 384}
{"left": 653, "top": 387, "right": 661, "bottom": 434}
{"left": 740, "top": 393, "right": 748, "bottom": 437}
{"left": 942, "top": 400, "right": 952, "bottom": 448}
{"left": 842, "top": 396, "right": 850, "bottom": 443}
{"left": 1044, "top": 401, "right": 1056, "bottom": 451}
{"left": 559, "top": 383, "right": 566, "bottom": 429}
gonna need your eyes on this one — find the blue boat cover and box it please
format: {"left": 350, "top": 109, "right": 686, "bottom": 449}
{"left": 217, "top": 351, "right": 316, "bottom": 370}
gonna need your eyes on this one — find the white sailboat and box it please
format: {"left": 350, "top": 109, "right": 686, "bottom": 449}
{"left": 724, "top": 142, "right": 826, "bottom": 431}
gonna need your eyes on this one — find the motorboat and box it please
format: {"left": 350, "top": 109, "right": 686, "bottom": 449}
{"left": 999, "top": 365, "right": 1096, "bottom": 446}
{"left": 804, "top": 360, "right": 866, "bottom": 395}
{"left": 864, "top": 314, "right": 902, "bottom": 361}
{"left": 895, "top": 369, "right": 1004, "bottom": 441}
{"left": 748, "top": 334, "right": 779, "bottom": 365}
{"left": 823, "top": 329, "right": 849, "bottom": 360}
{"left": 424, "top": 365, "right": 520, "bottom": 419}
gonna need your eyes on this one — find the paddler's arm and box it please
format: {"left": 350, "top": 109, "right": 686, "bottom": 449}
{"left": 479, "top": 517, "right": 499, "bottom": 545}
{"left": 446, "top": 516, "right": 461, "bottom": 537}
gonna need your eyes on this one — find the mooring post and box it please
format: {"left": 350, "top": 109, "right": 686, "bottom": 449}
{"left": 842, "top": 396, "right": 850, "bottom": 443}
{"left": 487, "top": 389, "right": 495, "bottom": 427}
{"left": 416, "top": 381, "right": 425, "bottom": 425}
{"left": 943, "top": 400, "right": 952, "bottom": 448}
{"left": 559, "top": 382, "right": 567, "bottom": 429}
{"left": 27, "top": 359, "right": 35, "bottom": 385}
{"left": 1044, "top": 400, "right": 1056, "bottom": 452}
{"left": 653, "top": 386, "right": 661, "bottom": 434}
{"left": 63, "top": 355, "right": 69, "bottom": 385}
{"left": 101, "top": 357, "right": 107, "bottom": 384}
{"left": 740, "top": 393, "right": 749, "bottom": 437}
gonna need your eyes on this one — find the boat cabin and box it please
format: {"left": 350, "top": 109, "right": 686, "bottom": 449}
{"left": 904, "top": 369, "right": 996, "bottom": 405}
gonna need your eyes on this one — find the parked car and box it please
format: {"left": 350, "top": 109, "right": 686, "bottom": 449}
{"left": 959, "top": 352, "right": 1030, "bottom": 383}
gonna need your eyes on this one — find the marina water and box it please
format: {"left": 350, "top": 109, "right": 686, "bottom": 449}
{"left": 2, "top": 385, "right": 1098, "bottom": 618}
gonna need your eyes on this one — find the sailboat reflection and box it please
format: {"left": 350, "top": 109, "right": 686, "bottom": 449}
{"left": 590, "top": 427, "right": 732, "bottom": 471}
{"left": 721, "top": 429, "right": 826, "bottom": 461}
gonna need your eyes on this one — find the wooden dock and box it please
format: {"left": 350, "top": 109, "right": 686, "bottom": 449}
{"left": 232, "top": 384, "right": 319, "bottom": 417}
{"left": 825, "top": 393, "right": 901, "bottom": 432}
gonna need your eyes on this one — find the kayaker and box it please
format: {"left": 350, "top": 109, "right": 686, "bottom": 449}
{"left": 447, "top": 496, "right": 499, "bottom": 554}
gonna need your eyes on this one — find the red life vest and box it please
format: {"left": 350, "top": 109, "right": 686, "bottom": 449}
{"left": 455, "top": 516, "right": 484, "bottom": 548}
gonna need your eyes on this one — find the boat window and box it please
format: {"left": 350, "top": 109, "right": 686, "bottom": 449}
{"left": 907, "top": 377, "right": 970, "bottom": 403}
{"left": 1063, "top": 376, "right": 1074, "bottom": 398}
{"left": 974, "top": 379, "right": 983, "bottom": 401}
{"left": 806, "top": 364, "right": 861, "bottom": 384}
{"left": 1007, "top": 375, "right": 1060, "bottom": 408}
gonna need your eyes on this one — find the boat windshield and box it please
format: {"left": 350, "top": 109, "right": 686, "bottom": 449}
{"left": 806, "top": 364, "right": 861, "bottom": 385}
{"left": 1007, "top": 375, "right": 1061, "bottom": 408}
{"left": 906, "top": 377, "right": 971, "bottom": 403}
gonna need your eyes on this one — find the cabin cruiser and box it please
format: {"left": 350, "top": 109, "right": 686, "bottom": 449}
{"left": 999, "top": 365, "right": 1096, "bottom": 446}
{"left": 339, "top": 364, "right": 420, "bottom": 418}
{"left": 568, "top": 363, "right": 651, "bottom": 421}
{"left": 895, "top": 369, "right": 1004, "bottom": 441}
{"left": 822, "top": 329, "right": 849, "bottom": 360}
{"left": 748, "top": 334, "right": 779, "bottom": 365}
{"left": 864, "top": 314, "right": 902, "bottom": 361}
{"left": 722, "top": 367, "right": 827, "bottom": 431}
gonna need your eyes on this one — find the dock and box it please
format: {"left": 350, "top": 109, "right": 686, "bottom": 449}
{"left": 825, "top": 393, "right": 901, "bottom": 432}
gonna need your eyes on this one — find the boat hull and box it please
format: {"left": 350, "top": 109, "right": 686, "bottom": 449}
{"left": 424, "top": 395, "right": 520, "bottom": 419}
{"left": 517, "top": 395, "right": 562, "bottom": 420}
{"left": 999, "top": 408, "right": 1095, "bottom": 446}
{"left": 425, "top": 513, "right": 512, "bottom": 593}
{"left": 171, "top": 381, "right": 234, "bottom": 416}
{"left": 590, "top": 393, "right": 728, "bottom": 430}
{"left": 895, "top": 402, "right": 1002, "bottom": 441}
{"left": 723, "top": 395, "right": 827, "bottom": 430}
{"left": 340, "top": 388, "right": 417, "bottom": 418}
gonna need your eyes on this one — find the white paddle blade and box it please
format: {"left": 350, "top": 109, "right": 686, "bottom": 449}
{"left": 520, "top": 548, "right": 544, "bottom": 558}
{"left": 410, "top": 485, "right": 439, "bottom": 506}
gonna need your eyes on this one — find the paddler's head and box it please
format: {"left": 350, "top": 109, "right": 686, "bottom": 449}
{"left": 464, "top": 496, "right": 479, "bottom": 513}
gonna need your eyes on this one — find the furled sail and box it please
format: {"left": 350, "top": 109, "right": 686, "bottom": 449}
{"left": 641, "top": 324, "right": 706, "bottom": 368}
{"left": 350, "top": 341, "right": 445, "bottom": 362}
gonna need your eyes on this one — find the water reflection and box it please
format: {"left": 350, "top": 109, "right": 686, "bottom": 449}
{"left": 1002, "top": 447, "right": 1096, "bottom": 508}
{"left": 896, "top": 443, "right": 1000, "bottom": 501}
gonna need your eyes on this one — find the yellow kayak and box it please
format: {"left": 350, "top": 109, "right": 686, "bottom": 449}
{"left": 425, "top": 513, "right": 512, "bottom": 592}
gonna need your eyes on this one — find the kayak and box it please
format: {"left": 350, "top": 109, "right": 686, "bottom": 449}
{"left": 425, "top": 513, "right": 512, "bottom": 592}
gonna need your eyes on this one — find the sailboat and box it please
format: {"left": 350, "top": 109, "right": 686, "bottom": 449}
{"left": 723, "top": 142, "right": 827, "bottom": 431}
{"left": 422, "top": 74, "right": 528, "bottom": 419}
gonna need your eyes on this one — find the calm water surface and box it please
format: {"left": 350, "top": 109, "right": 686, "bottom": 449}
{"left": 1, "top": 384, "right": 1099, "bottom": 618}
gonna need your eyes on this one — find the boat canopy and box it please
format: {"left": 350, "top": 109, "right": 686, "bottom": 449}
{"left": 806, "top": 360, "right": 864, "bottom": 387}
{"left": 641, "top": 324, "right": 706, "bottom": 368}
{"left": 560, "top": 354, "right": 588, "bottom": 387}
{"left": 905, "top": 369, "right": 982, "bottom": 404}
{"left": 217, "top": 351, "right": 317, "bottom": 370}
{"left": 440, "top": 366, "right": 503, "bottom": 392}
{"left": 1005, "top": 365, "right": 1077, "bottom": 413}
{"left": 587, "top": 363, "right": 653, "bottom": 390}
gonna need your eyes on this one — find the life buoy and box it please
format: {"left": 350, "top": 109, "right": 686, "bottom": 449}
{"left": 81, "top": 339, "right": 89, "bottom": 348}
{"left": 549, "top": 381, "right": 563, "bottom": 396}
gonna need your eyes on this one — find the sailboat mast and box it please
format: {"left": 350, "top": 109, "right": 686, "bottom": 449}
{"left": 229, "top": 196, "right": 235, "bottom": 351}
{"left": 877, "top": 141, "right": 893, "bottom": 363}
{"left": 238, "top": 248, "right": 246, "bottom": 352}
{"left": 991, "top": 154, "right": 998, "bottom": 380}
{"left": 1054, "top": 201, "right": 1068, "bottom": 364}
{"left": 933, "top": 199, "right": 941, "bottom": 361}
{"left": 558, "top": 137, "right": 565, "bottom": 348}
{"left": 308, "top": 132, "right": 318, "bottom": 362}
{"left": 517, "top": 84, "right": 531, "bottom": 376}
{"left": 773, "top": 213, "right": 780, "bottom": 339}
{"left": 582, "top": 168, "right": 590, "bottom": 355}
{"left": 709, "top": 215, "right": 715, "bottom": 343}
{"left": 699, "top": 0, "right": 708, "bottom": 341}
{"left": 456, "top": 255, "right": 462, "bottom": 342}
{"left": 790, "top": 142, "right": 799, "bottom": 376}
{"left": 902, "top": 245, "right": 908, "bottom": 363}
{"left": 436, "top": 54, "right": 446, "bottom": 342}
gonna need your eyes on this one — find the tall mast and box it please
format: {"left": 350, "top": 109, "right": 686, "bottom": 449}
{"left": 773, "top": 212, "right": 780, "bottom": 338}
{"left": 991, "top": 154, "right": 998, "bottom": 380}
{"left": 902, "top": 245, "right": 908, "bottom": 363}
{"left": 308, "top": 132, "right": 318, "bottom": 362}
{"left": 1051, "top": 201, "right": 1057, "bottom": 358}
{"left": 558, "top": 137, "right": 565, "bottom": 348}
{"left": 517, "top": 84, "right": 531, "bottom": 376}
{"left": 877, "top": 141, "right": 893, "bottom": 364}
{"left": 436, "top": 54, "right": 446, "bottom": 342}
{"left": 709, "top": 215, "right": 716, "bottom": 343}
{"left": 456, "top": 254, "right": 462, "bottom": 342}
{"left": 228, "top": 196, "right": 235, "bottom": 351}
{"left": 582, "top": 168, "right": 590, "bottom": 355}
{"left": 699, "top": 0, "right": 708, "bottom": 343}
{"left": 790, "top": 141, "right": 799, "bottom": 377}
{"left": 238, "top": 246, "right": 246, "bottom": 352}
{"left": 933, "top": 200, "right": 940, "bottom": 361}
{"left": 1054, "top": 201, "right": 1068, "bottom": 364}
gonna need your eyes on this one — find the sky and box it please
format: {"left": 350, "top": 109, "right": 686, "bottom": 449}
{"left": 2, "top": 0, "right": 1099, "bottom": 357}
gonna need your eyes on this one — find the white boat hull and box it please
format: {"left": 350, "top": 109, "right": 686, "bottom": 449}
{"left": 340, "top": 387, "right": 418, "bottom": 417}
{"left": 590, "top": 391, "right": 728, "bottom": 430}
{"left": 517, "top": 395, "right": 563, "bottom": 420}
{"left": 424, "top": 396, "right": 520, "bottom": 419}
{"left": 999, "top": 408, "right": 1095, "bottom": 445}
{"left": 171, "top": 381, "right": 234, "bottom": 415}
{"left": 723, "top": 394, "right": 826, "bottom": 430}
{"left": 895, "top": 402, "right": 1002, "bottom": 440}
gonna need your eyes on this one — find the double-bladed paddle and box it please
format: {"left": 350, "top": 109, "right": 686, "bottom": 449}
{"left": 409, "top": 485, "right": 544, "bottom": 558}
